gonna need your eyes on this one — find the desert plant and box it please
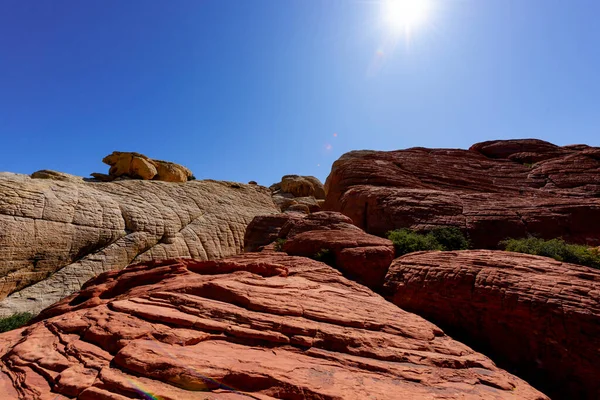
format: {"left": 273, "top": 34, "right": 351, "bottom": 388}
{"left": 428, "top": 226, "right": 471, "bottom": 251}
{"left": 311, "top": 248, "right": 335, "bottom": 266}
{"left": 0, "top": 312, "right": 33, "bottom": 333}
{"left": 387, "top": 227, "right": 470, "bottom": 257}
{"left": 274, "top": 238, "right": 287, "bottom": 252}
{"left": 500, "top": 237, "right": 600, "bottom": 269}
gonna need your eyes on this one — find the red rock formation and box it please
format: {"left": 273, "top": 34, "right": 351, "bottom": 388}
{"left": 245, "top": 212, "right": 394, "bottom": 288}
{"left": 383, "top": 250, "right": 600, "bottom": 399}
{"left": 323, "top": 139, "right": 600, "bottom": 248}
{"left": 283, "top": 230, "right": 394, "bottom": 288}
{"left": 0, "top": 255, "right": 546, "bottom": 399}
{"left": 243, "top": 213, "right": 304, "bottom": 252}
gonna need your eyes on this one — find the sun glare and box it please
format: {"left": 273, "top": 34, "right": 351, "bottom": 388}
{"left": 382, "top": 0, "right": 432, "bottom": 34}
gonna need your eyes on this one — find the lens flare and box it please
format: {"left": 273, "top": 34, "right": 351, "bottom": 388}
{"left": 382, "top": 0, "right": 432, "bottom": 34}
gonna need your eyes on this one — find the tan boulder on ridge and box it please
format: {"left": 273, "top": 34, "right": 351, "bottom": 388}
{"left": 101, "top": 151, "right": 193, "bottom": 182}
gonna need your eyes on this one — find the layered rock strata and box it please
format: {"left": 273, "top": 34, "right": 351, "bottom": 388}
{"left": 0, "top": 255, "right": 547, "bottom": 399}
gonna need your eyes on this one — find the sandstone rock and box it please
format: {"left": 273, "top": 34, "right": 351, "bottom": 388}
{"left": 101, "top": 151, "right": 193, "bottom": 182}
{"left": 279, "top": 211, "right": 360, "bottom": 238}
{"left": 323, "top": 140, "right": 600, "bottom": 248}
{"left": 31, "top": 170, "right": 84, "bottom": 184}
{"left": 280, "top": 175, "right": 316, "bottom": 197}
{"left": 0, "top": 175, "right": 277, "bottom": 316}
{"left": 271, "top": 193, "right": 297, "bottom": 211}
{"left": 89, "top": 172, "right": 113, "bottom": 182}
{"left": 0, "top": 255, "right": 546, "bottom": 399}
{"left": 246, "top": 211, "right": 395, "bottom": 288}
{"left": 270, "top": 175, "right": 326, "bottom": 213}
{"left": 243, "top": 213, "right": 304, "bottom": 252}
{"left": 283, "top": 229, "right": 394, "bottom": 288}
{"left": 384, "top": 250, "right": 600, "bottom": 399}
{"left": 285, "top": 203, "right": 310, "bottom": 214}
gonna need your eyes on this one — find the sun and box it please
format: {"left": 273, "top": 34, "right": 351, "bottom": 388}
{"left": 382, "top": 0, "right": 432, "bottom": 34}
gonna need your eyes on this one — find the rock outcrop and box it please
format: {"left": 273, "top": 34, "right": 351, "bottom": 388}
{"left": 0, "top": 255, "right": 547, "bottom": 399}
{"left": 383, "top": 250, "right": 600, "bottom": 399}
{"left": 96, "top": 151, "right": 194, "bottom": 182}
{"left": 323, "top": 139, "right": 600, "bottom": 248}
{"left": 0, "top": 174, "right": 277, "bottom": 316}
{"left": 246, "top": 212, "right": 395, "bottom": 288}
{"left": 270, "top": 175, "right": 326, "bottom": 213}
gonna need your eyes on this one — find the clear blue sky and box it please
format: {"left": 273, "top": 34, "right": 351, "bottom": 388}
{"left": 1, "top": 1, "right": 599, "bottom": 185}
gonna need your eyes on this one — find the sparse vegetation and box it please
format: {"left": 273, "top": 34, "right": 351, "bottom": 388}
{"left": 387, "top": 227, "right": 470, "bottom": 257}
{"left": 274, "top": 238, "right": 287, "bottom": 252}
{"left": 311, "top": 248, "right": 335, "bottom": 266}
{"left": 0, "top": 313, "right": 33, "bottom": 333}
{"left": 500, "top": 237, "right": 600, "bottom": 269}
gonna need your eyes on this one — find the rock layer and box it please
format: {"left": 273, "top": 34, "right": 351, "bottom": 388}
{"left": 323, "top": 139, "right": 600, "bottom": 247}
{"left": 0, "top": 174, "right": 277, "bottom": 316}
{"left": 0, "top": 255, "right": 546, "bottom": 399}
{"left": 384, "top": 250, "right": 600, "bottom": 399}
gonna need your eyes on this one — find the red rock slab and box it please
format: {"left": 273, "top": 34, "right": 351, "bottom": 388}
{"left": 323, "top": 140, "right": 600, "bottom": 247}
{"left": 384, "top": 250, "right": 600, "bottom": 399}
{"left": 0, "top": 255, "right": 545, "bottom": 399}
{"left": 283, "top": 229, "right": 395, "bottom": 288}
{"left": 243, "top": 213, "right": 304, "bottom": 252}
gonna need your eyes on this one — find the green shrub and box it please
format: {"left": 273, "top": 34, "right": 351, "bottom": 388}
{"left": 311, "top": 248, "right": 335, "bottom": 266}
{"left": 0, "top": 313, "right": 33, "bottom": 333}
{"left": 387, "top": 227, "right": 470, "bottom": 257}
{"left": 429, "top": 227, "right": 471, "bottom": 251}
{"left": 500, "top": 237, "right": 600, "bottom": 269}
{"left": 274, "top": 238, "right": 287, "bottom": 252}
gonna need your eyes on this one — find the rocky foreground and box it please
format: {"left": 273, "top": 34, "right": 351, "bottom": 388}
{"left": 1, "top": 139, "right": 599, "bottom": 399}
{"left": 0, "top": 255, "right": 546, "bottom": 399}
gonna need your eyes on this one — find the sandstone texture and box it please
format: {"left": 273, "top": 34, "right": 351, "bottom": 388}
{"left": 270, "top": 175, "right": 325, "bottom": 213}
{"left": 0, "top": 255, "right": 546, "bottom": 399}
{"left": 99, "top": 151, "right": 194, "bottom": 182}
{"left": 246, "top": 212, "right": 395, "bottom": 288}
{"left": 0, "top": 174, "right": 277, "bottom": 316}
{"left": 323, "top": 139, "right": 600, "bottom": 248}
{"left": 31, "top": 170, "right": 84, "bottom": 184}
{"left": 384, "top": 250, "right": 600, "bottom": 399}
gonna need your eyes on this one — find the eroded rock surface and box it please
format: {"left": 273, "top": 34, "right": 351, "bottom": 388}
{"left": 246, "top": 212, "right": 395, "bottom": 288}
{"left": 98, "top": 151, "right": 194, "bottom": 182}
{"left": 270, "top": 175, "right": 325, "bottom": 213}
{"left": 0, "top": 255, "right": 546, "bottom": 399}
{"left": 323, "top": 139, "right": 600, "bottom": 247}
{"left": 384, "top": 250, "right": 600, "bottom": 399}
{"left": 0, "top": 175, "right": 277, "bottom": 316}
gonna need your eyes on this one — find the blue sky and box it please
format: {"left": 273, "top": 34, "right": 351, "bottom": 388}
{"left": 1, "top": 1, "right": 599, "bottom": 185}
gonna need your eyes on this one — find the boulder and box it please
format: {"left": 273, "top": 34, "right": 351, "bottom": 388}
{"left": 285, "top": 203, "right": 310, "bottom": 214}
{"left": 279, "top": 175, "right": 325, "bottom": 198}
{"left": 245, "top": 211, "right": 393, "bottom": 287}
{"left": 31, "top": 170, "right": 84, "bottom": 184}
{"left": 384, "top": 250, "right": 600, "bottom": 399}
{"left": 283, "top": 229, "right": 394, "bottom": 288}
{"left": 0, "top": 175, "right": 277, "bottom": 316}
{"left": 243, "top": 213, "right": 304, "bottom": 252}
{"left": 101, "top": 151, "right": 193, "bottom": 182}
{"left": 323, "top": 140, "right": 600, "bottom": 248}
{"left": 270, "top": 175, "right": 326, "bottom": 213}
{"left": 0, "top": 255, "right": 546, "bottom": 399}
